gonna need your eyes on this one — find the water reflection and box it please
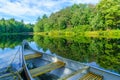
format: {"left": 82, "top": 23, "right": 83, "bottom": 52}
{"left": 0, "top": 46, "right": 22, "bottom": 76}
{"left": 0, "top": 34, "right": 120, "bottom": 75}
{"left": 34, "top": 35, "right": 120, "bottom": 74}
{"left": 0, "top": 35, "right": 33, "bottom": 75}
{"left": 0, "top": 35, "right": 33, "bottom": 48}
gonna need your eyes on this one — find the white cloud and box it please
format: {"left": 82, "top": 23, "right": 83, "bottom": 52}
{"left": 0, "top": 0, "right": 99, "bottom": 23}
{"left": 0, "top": 0, "right": 44, "bottom": 16}
{"left": 70, "top": 0, "right": 99, "bottom": 4}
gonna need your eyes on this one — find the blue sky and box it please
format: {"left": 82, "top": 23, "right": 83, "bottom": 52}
{"left": 0, "top": 0, "right": 99, "bottom": 24}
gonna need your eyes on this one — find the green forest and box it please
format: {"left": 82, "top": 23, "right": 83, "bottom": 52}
{"left": 0, "top": 0, "right": 120, "bottom": 75}
{"left": 0, "top": 0, "right": 119, "bottom": 36}
{"left": 34, "top": 0, "right": 120, "bottom": 37}
{"left": 0, "top": 18, "right": 33, "bottom": 34}
{"left": 33, "top": 0, "right": 120, "bottom": 74}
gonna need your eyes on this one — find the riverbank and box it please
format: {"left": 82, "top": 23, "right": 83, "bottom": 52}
{"left": 85, "top": 30, "right": 120, "bottom": 38}
{"left": 34, "top": 30, "right": 120, "bottom": 39}
{"left": 2, "top": 30, "right": 120, "bottom": 38}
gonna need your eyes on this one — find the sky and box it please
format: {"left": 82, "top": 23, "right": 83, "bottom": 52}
{"left": 0, "top": 0, "right": 99, "bottom": 24}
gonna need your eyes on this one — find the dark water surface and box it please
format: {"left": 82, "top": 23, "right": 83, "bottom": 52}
{"left": 0, "top": 35, "right": 120, "bottom": 75}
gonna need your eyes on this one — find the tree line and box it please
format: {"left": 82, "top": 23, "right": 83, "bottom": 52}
{"left": 0, "top": 18, "right": 33, "bottom": 33}
{"left": 34, "top": 0, "right": 120, "bottom": 32}
{"left": 0, "top": 0, "right": 119, "bottom": 33}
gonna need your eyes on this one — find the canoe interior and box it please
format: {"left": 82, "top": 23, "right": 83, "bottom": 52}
{"left": 25, "top": 52, "right": 42, "bottom": 60}
{"left": 25, "top": 50, "right": 88, "bottom": 80}
{"left": 79, "top": 72, "right": 102, "bottom": 80}
{"left": 30, "top": 61, "right": 65, "bottom": 78}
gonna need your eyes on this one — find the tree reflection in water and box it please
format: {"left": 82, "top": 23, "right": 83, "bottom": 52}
{"left": 34, "top": 35, "right": 120, "bottom": 74}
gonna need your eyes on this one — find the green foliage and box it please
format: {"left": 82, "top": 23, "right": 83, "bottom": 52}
{"left": 33, "top": 1, "right": 120, "bottom": 74}
{"left": 0, "top": 18, "right": 33, "bottom": 33}
{"left": 85, "top": 30, "right": 120, "bottom": 38}
{"left": 91, "top": 0, "right": 120, "bottom": 30}
{"left": 34, "top": 0, "right": 120, "bottom": 33}
{"left": 34, "top": 4, "right": 95, "bottom": 32}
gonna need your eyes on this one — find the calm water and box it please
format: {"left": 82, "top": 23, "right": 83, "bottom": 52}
{"left": 0, "top": 35, "right": 33, "bottom": 75}
{"left": 0, "top": 35, "right": 120, "bottom": 75}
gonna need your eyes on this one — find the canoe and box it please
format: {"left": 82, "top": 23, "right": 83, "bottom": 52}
{"left": 22, "top": 40, "right": 120, "bottom": 80}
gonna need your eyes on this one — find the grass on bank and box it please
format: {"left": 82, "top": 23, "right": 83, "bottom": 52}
{"left": 85, "top": 30, "right": 120, "bottom": 38}
{"left": 34, "top": 29, "right": 120, "bottom": 39}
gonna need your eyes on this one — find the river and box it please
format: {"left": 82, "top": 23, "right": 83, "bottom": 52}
{"left": 0, "top": 34, "right": 120, "bottom": 75}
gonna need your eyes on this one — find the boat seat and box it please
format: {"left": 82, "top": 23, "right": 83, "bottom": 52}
{"left": 30, "top": 61, "right": 65, "bottom": 78}
{"left": 25, "top": 52, "right": 42, "bottom": 60}
{"left": 79, "top": 72, "right": 103, "bottom": 80}
{"left": 58, "top": 66, "right": 89, "bottom": 80}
